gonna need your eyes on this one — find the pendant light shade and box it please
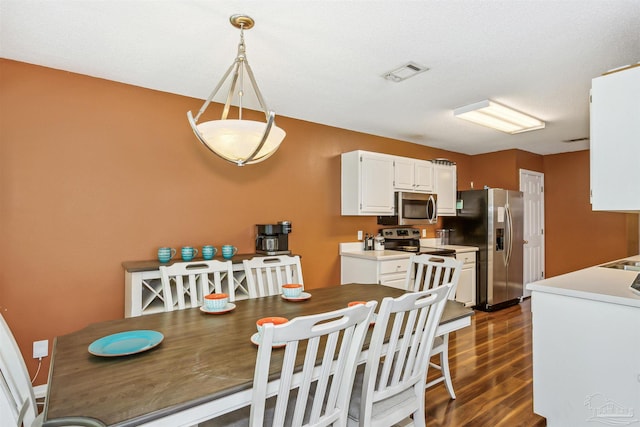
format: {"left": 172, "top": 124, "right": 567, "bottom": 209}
{"left": 187, "top": 15, "right": 285, "bottom": 166}
{"left": 189, "top": 117, "right": 286, "bottom": 164}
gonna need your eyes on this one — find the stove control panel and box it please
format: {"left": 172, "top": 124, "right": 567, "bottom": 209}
{"left": 381, "top": 228, "right": 421, "bottom": 239}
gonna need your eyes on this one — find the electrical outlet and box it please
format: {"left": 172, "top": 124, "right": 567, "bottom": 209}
{"left": 357, "top": 230, "right": 363, "bottom": 240}
{"left": 33, "top": 340, "right": 48, "bottom": 359}
{"left": 422, "top": 229, "right": 427, "bottom": 237}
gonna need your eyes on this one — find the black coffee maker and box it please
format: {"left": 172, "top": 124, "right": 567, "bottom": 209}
{"left": 255, "top": 221, "right": 292, "bottom": 255}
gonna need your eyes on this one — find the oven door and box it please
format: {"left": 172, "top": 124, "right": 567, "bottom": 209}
{"left": 398, "top": 192, "right": 437, "bottom": 225}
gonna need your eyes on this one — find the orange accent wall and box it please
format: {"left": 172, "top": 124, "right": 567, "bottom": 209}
{"left": 1, "top": 60, "right": 636, "bottom": 384}
{"left": 542, "top": 151, "right": 637, "bottom": 276}
{"left": 0, "top": 60, "right": 469, "bottom": 382}
{"left": 469, "top": 149, "right": 544, "bottom": 191}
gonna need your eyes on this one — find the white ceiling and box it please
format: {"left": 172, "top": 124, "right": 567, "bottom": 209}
{"left": 2, "top": 0, "right": 639, "bottom": 155}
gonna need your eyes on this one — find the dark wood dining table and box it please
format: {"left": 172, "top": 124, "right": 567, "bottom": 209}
{"left": 43, "top": 284, "right": 473, "bottom": 427}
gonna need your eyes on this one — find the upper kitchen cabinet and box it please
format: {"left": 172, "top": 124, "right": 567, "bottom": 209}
{"left": 341, "top": 150, "right": 394, "bottom": 216}
{"left": 393, "top": 157, "right": 434, "bottom": 193}
{"left": 590, "top": 64, "right": 640, "bottom": 212}
{"left": 434, "top": 163, "right": 457, "bottom": 216}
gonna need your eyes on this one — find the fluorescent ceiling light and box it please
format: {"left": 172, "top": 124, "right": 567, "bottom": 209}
{"left": 453, "top": 100, "right": 545, "bottom": 134}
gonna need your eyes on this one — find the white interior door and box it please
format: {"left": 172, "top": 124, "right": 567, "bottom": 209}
{"left": 520, "top": 169, "right": 545, "bottom": 297}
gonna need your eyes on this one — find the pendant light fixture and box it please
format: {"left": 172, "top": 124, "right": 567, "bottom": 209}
{"left": 187, "top": 14, "right": 285, "bottom": 166}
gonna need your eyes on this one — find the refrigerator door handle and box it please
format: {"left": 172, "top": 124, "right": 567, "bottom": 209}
{"left": 505, "top": 204, "right": 513, "bottom": 267}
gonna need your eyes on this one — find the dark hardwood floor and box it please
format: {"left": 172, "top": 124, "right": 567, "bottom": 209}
{"left": 425, "top": 298, "right": 547, "bottom": 426}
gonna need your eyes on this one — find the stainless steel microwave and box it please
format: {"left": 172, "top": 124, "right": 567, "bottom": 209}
{"left": 377, "top": 191, "right": 438, "bottom": 226}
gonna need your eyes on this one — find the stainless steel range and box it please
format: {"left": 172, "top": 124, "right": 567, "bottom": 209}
{"left": 380, "top": 228, "right": 456, "bottom": 256}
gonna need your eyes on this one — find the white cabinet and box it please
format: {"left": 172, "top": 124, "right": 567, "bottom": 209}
{"left": 394, "top": 158, "right": 434, "bottom": 193}
{"left": 414, "top": 161, "right": 435, "bottom": 192}
{"left": 590, "top": 65, "right": 640, "bottom": 212}
{"left": 455, "top": 250, "right": 476, "bottom": 307}
{"left": 393, "top": 157, "right": 414, "bottom": 191}
{"left": 341, "top": 150, "right": 395, "bottom": 215}
{"left": 530, "top": 291, "right": 640, "bottom": 426}
{"left": 341, "top": 150, "right": 457, "bottom": 217}
{"left": 378, "top": 258, "right": 411, "bottom": 289}
{"left": 434, "top": 164, "right": 457, "bottom": 216}
{"left": 340, "top": 254, "right": 410, "bottom": 290}
{"left": 123, "top": 258, "right": 250, "bottom": 317}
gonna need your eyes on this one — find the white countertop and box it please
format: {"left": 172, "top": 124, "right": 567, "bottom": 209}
{"left": 419, "top": 238, "right": 479, "bottom": 253}
{"left": 526, "top": 255, "right": 640, "bottom": 308}
{"left": 339, "top": 241, "right": 478, "bottom": 261}
{"left": 427, "top": 244, "right": 479, "bottom": 253}
{"left": 339, "top": 243, "right": 411, "bottom": 260}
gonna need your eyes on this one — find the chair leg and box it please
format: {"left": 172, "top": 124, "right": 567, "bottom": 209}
{"left": 440, "top": 343, "right": 456, "bottom": 400}
{"left": 413, "top": 385, "right": 427, "bottom": 427}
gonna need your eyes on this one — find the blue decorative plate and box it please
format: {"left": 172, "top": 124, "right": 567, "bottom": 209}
{"left": 88, "top": 330, "right": 164, "bottom": 357}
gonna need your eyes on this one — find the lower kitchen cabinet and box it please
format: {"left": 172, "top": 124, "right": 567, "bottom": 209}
{"left": 340, "top": 244, "right": 477, "bottom": 301}
{"left": 455, "top": 249, "right": 477, "bottom": 307}
{"left": 528, "top": 289, "right": 640, "bottom": 426}
{"left": 340, "top": 252, "right": 410, "bottom": 290}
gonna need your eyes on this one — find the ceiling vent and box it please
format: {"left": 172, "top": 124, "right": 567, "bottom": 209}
{"left": 562, "top": 137, "right": 590, "bottom": 143}
{"left": 382, "top": 62, "right": 429, "bottom": 82}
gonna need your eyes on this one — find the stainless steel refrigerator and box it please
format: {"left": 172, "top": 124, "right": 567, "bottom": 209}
{"left": 442, "top": 189, "right": 524, "bottom": 311}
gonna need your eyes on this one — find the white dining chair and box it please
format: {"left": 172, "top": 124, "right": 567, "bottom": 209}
{"left": 204, "top": 301, "right": 376, "bottom": 427}
{"left": 159, "top": 260, "right": 235, "bottom": 312}
{"left": 347, "top": 285, "right": 451, "bottom": 427}
{"left": 243, "top": 255, "right": 304, "bottom": 299}
{"left": 0, "top": 314, "right": 106, "bottom": 427}
{"left": 407, "top": 254, "right": 462, "bottom": 294}
{"left": 406, "top": 254, "right": 463, "bottom": 399}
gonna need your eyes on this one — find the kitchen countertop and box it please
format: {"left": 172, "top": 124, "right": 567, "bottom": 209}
{"left": 339, "top": 248, "right": 413, "bottom": 260}
{"left": 339, "top": 242, "right": 478, "bottom": 260}
{"left": 526, "top": 254, "right": 640, "bottom": 308}
{"left": 419, "top": 238, "right": 479, "bottom": 252}
{"left": 427, "top": 244, "right": 479, "bottom": 253}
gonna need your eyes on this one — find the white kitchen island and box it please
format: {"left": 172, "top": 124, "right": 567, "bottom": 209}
{"left": 526, "top": 255, "right": 640, "bottom": 426}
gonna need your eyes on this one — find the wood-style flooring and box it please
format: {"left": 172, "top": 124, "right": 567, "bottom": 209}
{"left": 424, "top": 298, "right": 547, "bottom": 426}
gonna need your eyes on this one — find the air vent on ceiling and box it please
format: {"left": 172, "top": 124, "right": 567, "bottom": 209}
{"left": 562, "top": 137, "right": 590, "bottom": 143}
{"left": 382, "top": 62, "right": 429, "bottom": 82}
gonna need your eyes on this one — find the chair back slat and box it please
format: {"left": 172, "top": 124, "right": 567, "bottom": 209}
{"left": 243, "top": 255, "right": 304, "bottom": 299}
{"left": 407, "top": 254, "right": 463, "bottom": 299}
{"left": 159, "top": 260, "right": 235, "bottom": 312}
{"left": 250, "top": 301, "right": 376, "bottom": 427}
